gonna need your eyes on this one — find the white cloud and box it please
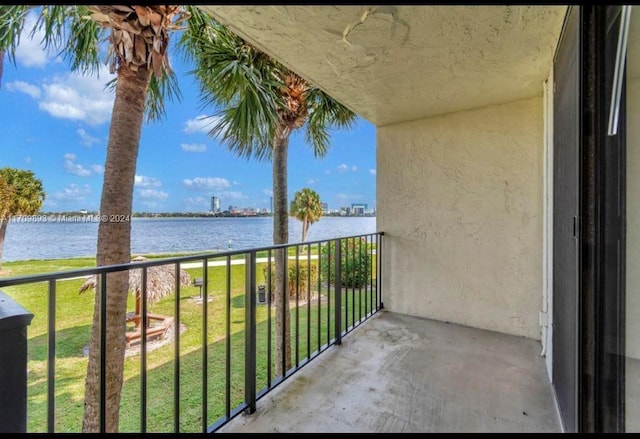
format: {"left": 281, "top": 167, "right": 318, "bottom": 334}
{"left": 134, "top": 175, "right": 162, "bottom": 188}
{"left": 24, "top": 157, "right": 32, "bottom": 164}
{"left": 52, "top": 183, "right": 91, "bottom": 201}
{"left": 262, "top": 188, "right": 273, "bottom": 197}
{"left": 6, "top": 80, "right": 41, "bottom": 98}
{"left": 183, "top": 177, "right": 231, "bottom": 191}
{"left": 369, "top": 169, "right": 376, "bottom": 175}
{"left": 63, "top": 153, "right": 104, "bottom": 177}
{"left": 307, "top": 178, "right": 318, "bottom": 185}
{"left": 180, "top": 143, "right": 207, "bottom": 152}
{"left": 77, "top": 128, "right": 100, "bottom": 147}
{"left": 14, "top": 12, "right": 52, "bottom": 68}
{"left": 137, "top": 189, "right": 168, "bottom": 200}
{"left": 36, "top": 66, "right": 116, "bottom": 126}
{"left": 233, "top": 180, "right": 240, "bottom": 186}
{"left": 325, "top": 169, "right": 331, "bottom": 174}
{"left": 337, "top": 163, "right": 358, "bottom": 173}
{"left": 183, "top": 114, "right": 220, "bottom": 134}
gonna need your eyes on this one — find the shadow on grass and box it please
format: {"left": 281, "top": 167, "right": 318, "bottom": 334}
{"left": 231, "top": 293, "right": 245, "bottom": 309}
{"left": 117, "top": 299, "right": 343, "bottom": 433}
{"left": 26, "top": 287, "right": 377, "bottom": 432}
{"left": 29, "top": 324, "right": 92, "bottom": 360}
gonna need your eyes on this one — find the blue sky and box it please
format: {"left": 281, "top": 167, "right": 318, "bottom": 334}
{"left": 0, "top": 11, "right": 376, "bottom": 213}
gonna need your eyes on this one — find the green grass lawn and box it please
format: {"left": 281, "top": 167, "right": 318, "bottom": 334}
{"left": 1, "top": 247, "right": 378, "bottom": 433}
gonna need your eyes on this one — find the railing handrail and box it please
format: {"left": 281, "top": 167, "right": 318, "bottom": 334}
{"left": 0, "top": 232, "right": 383, "bottom": 288}
{"left": 1, "top": 231, "right": 383, "bottom": 433}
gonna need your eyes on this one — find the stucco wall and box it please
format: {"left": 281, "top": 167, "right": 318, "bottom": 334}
{"left": 627, "top": 76, "right": 640, "bottom": 361}
{"left": 378, "top": 97, "right": 543, "bottom": 340}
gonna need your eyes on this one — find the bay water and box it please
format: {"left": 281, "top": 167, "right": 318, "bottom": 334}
{"left": 3, "top": 216, "right": 376, "bottom": 262}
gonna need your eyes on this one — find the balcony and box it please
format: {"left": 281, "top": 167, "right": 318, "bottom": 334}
{"left": 219, "top": 311, "right": 561, "bottom": 433}
{"left": 0, "top": 230, "right": 561, "bottom": 433}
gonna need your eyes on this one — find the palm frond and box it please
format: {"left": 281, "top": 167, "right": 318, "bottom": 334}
{"left": 62, "top": 6, "right": 102, "bottom": 76}
{"left": 33, "top": 6, "right": 69, "bottom": 52}
{"left": 304, "top": 87, "right": 357, "bottom": 158}
{"left": 0, "top": 5, "right": 31, "bottom": 64}
{"left": 145, "top": 68, "right": 182, "bottom": 122}
{"left": 1, "top": 6, "right": 101, "bottom": 78}
{"left": 180, "top": 8, "right": 284, "bottom": 160}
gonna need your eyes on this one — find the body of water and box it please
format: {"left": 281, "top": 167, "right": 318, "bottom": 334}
{"left": 3, "top": 216, "right": 376, "bottom": 261}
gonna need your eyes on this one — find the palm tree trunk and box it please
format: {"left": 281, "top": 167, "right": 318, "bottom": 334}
{"left": 301, "top": 219, "right": 307, "bottom": 242}
{"left": 0, "top": 219, "right": 7, "bottom": 270}
{"left": 82, "top": 64, "right": 151, "bottom": 433}
{"left": 273, "top": 129, "right": 292, "bottom": 376}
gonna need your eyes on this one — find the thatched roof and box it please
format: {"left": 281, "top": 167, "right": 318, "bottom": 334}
{"left": 79, "top": 256, "right": 191, "bottom": 304}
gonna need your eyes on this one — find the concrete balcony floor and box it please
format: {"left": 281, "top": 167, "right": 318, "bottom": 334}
{"left": 218, "top": 311, "right": 562, "bottom": 433}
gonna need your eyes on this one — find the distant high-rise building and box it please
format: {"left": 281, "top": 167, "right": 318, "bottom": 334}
{"left": 351, "top": 203, "right": 368, "bottom": 216}
{"left": 211, "top": 196, "right": 220, "bottom": 213}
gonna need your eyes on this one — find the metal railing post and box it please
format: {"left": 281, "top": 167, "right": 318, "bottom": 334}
{"left": 334, "top": 239, "right": 342, "bottom": 345}
{"left": 378, "top": 233, "right": 384, "bottom": 309}
{"left": 245, "top": 252, "right": 257, "bottom": 414}
{"left": 0, "top": 290, "right": 34, "bottom": 433}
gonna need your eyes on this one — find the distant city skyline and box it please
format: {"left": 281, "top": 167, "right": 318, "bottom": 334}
{"left": 204, "top": 195, "right": 374, "bottom": 215}
{"left": 0, "top": 9, "right": 377, "bottom": 213}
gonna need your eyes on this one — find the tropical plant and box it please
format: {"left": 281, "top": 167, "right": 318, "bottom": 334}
{"left": 320, "top": 238, "right": 371, "bottom": 288}
{"left": 0, "top": 174, "right": 14, "bottom": 223}
{"left": 0, "top": 5, "right": 188, "bottom": 432}
{"left": 263, "top": 261, "right": 318, "bottom": 301}
{"left": 0, "top": 167, "right": 45, "bottom": 270}
{"left": 290, "top": 188, "right": 323, "bottom": 242}
{"left": 180, "top": 8, "right": 356, "bottom": 375}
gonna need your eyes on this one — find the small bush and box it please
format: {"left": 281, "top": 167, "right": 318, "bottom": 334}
{"left": 263, "top": 261, "right": 318, "bottom": 300}
{"left": 320, "top": 238, "right": 371, "bottom": 288}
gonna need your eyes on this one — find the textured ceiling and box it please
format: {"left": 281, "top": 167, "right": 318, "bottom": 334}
{"left": 199, "top": 5, "right": 567, "bottom": 126}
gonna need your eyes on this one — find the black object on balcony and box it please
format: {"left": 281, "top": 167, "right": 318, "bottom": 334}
{"left": 0, "top": 290, "right": 34, "bottom": 433}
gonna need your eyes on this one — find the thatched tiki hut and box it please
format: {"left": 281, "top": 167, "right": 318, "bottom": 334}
{"left": 79, "top": 256, "right": 191, "bottom": 346}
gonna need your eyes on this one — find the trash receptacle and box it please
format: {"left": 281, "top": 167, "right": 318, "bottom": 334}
{"left": 257, "top": 285, "right": 266, "bottom": 304}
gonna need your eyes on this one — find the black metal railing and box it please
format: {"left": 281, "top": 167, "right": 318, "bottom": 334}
{"left": 0, "top": 232, "right": 383, "bottom": 433}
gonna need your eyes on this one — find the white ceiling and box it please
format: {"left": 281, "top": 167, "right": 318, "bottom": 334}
{"left": 199, "top": 5, "right": 568, "bottom": 126}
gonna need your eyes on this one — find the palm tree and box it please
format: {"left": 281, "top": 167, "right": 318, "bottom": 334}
{"left": 290, "top": 188, "right": 323, "bottom": 242}
{"left": 1, "top": 6, "right": 188, "bottom": 432}
{"left": 180, "top": 8, "right": 356, "bottom": 375}
{"left": 0, "top": 175, "right": 13, "bottom": 222}
{"left": 0, "top": 167, "right": 45, "bottom": 270}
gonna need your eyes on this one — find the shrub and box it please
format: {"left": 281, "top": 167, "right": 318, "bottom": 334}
{"left": 320, "top": 238, "right": 371, "bottom": 288}
{"left": 263, "top": 261, "right": 318, "bottom": 300}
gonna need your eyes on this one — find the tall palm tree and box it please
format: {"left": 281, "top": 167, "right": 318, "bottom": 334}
{"left": 180, "top": 8, "right": 356, "bottom": 375}
{"left": 0, "top": 168, "right": 45, "bottom": 270}
{"left": 1, "top": 5, "right": 188, "bottom": 432}
{"left": 290, "top": 188, "right": 323, "bottom": 242}
{"left": 0, "top": 175, "right": 13, "bottom": 222}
